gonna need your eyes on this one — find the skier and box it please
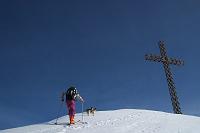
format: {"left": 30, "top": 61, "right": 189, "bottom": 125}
{"left": 61, "top": 86, "right": 84, "bottom": 124}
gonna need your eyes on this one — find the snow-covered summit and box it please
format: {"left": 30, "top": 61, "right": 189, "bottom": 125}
{"left": 1, "top": 109, "right": 200, "bottom": 133}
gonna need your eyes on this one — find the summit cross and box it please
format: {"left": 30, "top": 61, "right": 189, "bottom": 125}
{"left": 145, "top": 41, "right": 184, "bottom": 114}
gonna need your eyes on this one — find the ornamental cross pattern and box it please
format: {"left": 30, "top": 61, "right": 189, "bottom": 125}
{"left": 145, "top": 41, "right": 184, "bottom": 114}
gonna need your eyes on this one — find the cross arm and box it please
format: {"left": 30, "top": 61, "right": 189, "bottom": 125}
{"left": 145, "top": 54, "right": 184, "bottom": 66}
{"left": 168, "top": 57, "right": 184, "bottom": 66}
{"left": 145, "top": 54, "right": 162, "bottom": 62}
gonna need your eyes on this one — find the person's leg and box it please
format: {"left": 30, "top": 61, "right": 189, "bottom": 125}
{"left": 67, "top": 100, "right": 76, "bottom": 124}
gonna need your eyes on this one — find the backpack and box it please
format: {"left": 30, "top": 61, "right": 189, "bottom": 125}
{"left": 66, "top": 86, "right": 78, "bottom": 100}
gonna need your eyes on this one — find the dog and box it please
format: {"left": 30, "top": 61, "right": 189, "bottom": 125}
{"left": 86, "top": 107, "right": 96, "bottom": 116}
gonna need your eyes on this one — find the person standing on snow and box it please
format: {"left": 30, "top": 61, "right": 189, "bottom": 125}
{"left": 61, "top": 86, "right": 84, "bottom": 124}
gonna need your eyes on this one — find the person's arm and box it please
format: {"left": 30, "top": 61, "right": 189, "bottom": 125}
{"left": 75, "top": 94, "right": 84, "bottom": 102}
{"left": 61, "top": 92, "right": 65, "bottom": 102}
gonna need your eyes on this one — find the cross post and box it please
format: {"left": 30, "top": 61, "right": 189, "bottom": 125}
{"left": 145, "top": 41, "right": 184, "bottom": 114}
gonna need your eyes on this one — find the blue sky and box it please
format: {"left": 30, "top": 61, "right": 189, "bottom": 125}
{"left": 1, "top": 0, "right": 200, "bottom": 130}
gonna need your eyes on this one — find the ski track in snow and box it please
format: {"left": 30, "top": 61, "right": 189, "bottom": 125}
{"left": 1, "top": 109, "right": 200, "bottom": 133}
{"left": 55, "top": 113, "right": 139, "bottom": 133}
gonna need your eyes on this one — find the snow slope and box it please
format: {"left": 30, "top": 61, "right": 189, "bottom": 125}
{"left": 1, "top": 109, "right": 200, "bottom": 133}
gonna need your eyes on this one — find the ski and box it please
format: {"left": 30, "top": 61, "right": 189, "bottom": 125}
{"left": 66, "top": 120, "right": 88, "bottom": 126}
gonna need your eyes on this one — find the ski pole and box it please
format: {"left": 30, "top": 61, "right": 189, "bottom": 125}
{"left": 82, "top": 102, "right": 84, "bottom": 122}
{"left": 55, "top": 101, "right": 63, "bottom": 125}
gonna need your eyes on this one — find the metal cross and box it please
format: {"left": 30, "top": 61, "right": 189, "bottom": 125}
{"left": 145, "top": 41, "right": 184, "bottom": 114}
